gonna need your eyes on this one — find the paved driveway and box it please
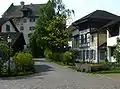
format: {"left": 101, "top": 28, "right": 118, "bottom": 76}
{"left": 0, "top": 58, "right": 120, "bottom": 89}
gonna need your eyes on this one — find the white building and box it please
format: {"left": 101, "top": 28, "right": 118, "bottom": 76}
{"left": 2, "top": 1, "right": 44, "bottom": 49}
{"left": 101, "top": 19, "right": 120, "bottom": 62}
{"left": 71, "top": 10, "right": 119, "bottom": 63}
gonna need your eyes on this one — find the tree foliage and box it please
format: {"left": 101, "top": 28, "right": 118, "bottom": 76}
{"left": 29, "top": 0, "right": 74, "bottom": 56}
{"left": 113, "top": 38, "right": 120, "bottom": 63}
{"left": 0, "top": 40, "right": 12, "bottom": 56}
{"left": 0, "top": 40, "right": 13, "bottom": 74}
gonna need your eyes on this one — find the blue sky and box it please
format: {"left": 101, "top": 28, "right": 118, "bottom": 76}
{"left": 1, "top": 0, "right": 120, "bottom": 23}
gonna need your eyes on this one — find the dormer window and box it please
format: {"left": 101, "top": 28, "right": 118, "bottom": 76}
{"left": 20, "top": 26, "right": 24, "bottom": 31}
{"left": 30, "top": 18, "right": 35, "bottom": 22}
{"left": 29, "top": 26, "right": 35, "bottom": 31}
{"left": 24, "top": 18, "right": 27, "bottom": 23}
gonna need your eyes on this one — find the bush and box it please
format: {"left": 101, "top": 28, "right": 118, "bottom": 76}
{"left": 44, "top": 48, "right": 52, "bottom": 60}
{"left": 13, "top": 52, "right": 34, "bottom": 72}
{"left": 0, "top": 40, "right": 13, "bottom": 74}
{"left": 69, "top": 49, "right": 79, "bottom": 62}
{"left": 52, "top": 52, "right": 63, "bottom": 62}
{"left": 63, "top": 51, "right": 72, "bottom": 65}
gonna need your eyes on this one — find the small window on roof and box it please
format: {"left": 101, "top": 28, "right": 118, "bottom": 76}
{"left": 6, "top": 25, "right": 10, "bottom": 32}
{"left": 28, "top": 33, "right": 32, "bottom": 37}
{"left": 30, "top": 18, "right": 35, "bottom": 22}
{"left": 29, "top": 26, "right": 35, "bottom": 31}
{"left": 20, "top": 26, "right": 24, "bottom": 30}
{"left": 24, "top": 18, "right": 27, "bottom": 23}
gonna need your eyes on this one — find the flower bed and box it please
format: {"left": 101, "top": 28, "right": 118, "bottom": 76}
{"left": 75, "top": 63, "right": 108, "bottom": 72}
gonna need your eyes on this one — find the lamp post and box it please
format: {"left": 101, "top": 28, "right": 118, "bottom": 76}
{"left": 7, "top": 36, "right": 12, "bottom": 75}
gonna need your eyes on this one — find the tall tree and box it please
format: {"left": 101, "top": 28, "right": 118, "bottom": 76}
{"left": 30, "top": 0, "right": 74, "bottom": 56}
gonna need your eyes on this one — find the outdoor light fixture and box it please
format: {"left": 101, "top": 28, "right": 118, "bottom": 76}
{"left": 64, "top": 46, "right": 66, "bottom": 48}
{"left": 7, "top": 36, "right": 12, "bottom": 43}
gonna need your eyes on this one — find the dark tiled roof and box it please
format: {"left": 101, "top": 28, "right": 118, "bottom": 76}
{"left": 100, "top": 19, "right": 120, "bottom": 30}
{"left": 73, "top": 10, "right": 119, "bottom": 25}
{"left": 0, "top": 18, "right": 10, "bottom": 26}
{"left": 2, "top": 3, "right": 45, "bottom": 18}
{"left": 0, "top": 18, "right": 19, "bottom": 32}
{"left": 0, "top": 32, "right": 26, "bottom": 46}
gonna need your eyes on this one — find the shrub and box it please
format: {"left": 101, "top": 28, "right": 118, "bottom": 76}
{"left": 113, "top": 38, "right": 120, "bottom": 63}
{"left": 63, "top": 51, "right": 72, "bottom": 65}
{"left": 69, "top": 49, "right": 79, "bottom": 62}
{"left": 53, "top": 52, "right": 63, "bottom": 62}
{"left": 0, "top": 40, "right": 13, "bottom": 74}
{"left": 13, "top": 52, "right": 34, "bottom": 72}
{"left": 44, "top": 48, "right": 52, "bottom": 60}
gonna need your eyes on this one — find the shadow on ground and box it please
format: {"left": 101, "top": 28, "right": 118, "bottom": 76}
{"left": 0, "top": 63, "right": 54, "bottom": 80}
{"left": 35, "top": 64, "right": 54, "bottom": 73}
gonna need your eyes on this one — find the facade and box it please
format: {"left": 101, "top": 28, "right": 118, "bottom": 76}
{"left": 100, "top": 19, "right": 120, "bottom": 62}
{"left": 0, "top": 18, "right": 26, "bottom": 53}
{"left": 0, "top": 18, "right": 19, "bottom": 32}
{"left": 71, "top": 10, "right": 119, "bottom": 63}
{"left": 2, "top": 1, "right": 44, "bottom": 48}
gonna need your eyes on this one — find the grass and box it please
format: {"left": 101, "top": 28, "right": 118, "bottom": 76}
{"left": 92, "top": 69, "right": 120, "bottom": 74}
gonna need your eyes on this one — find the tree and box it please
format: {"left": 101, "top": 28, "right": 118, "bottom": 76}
{"left": 113, "top": 38, "right": 120, "bottom": 63}
{"left": 29, "top": 0, "right": 56, "bottom": 57}
{"left": 0, "top": 40, "right": 12, "bottom": 73}
{"left": 29, "top": 0, "right": 74, "bottom": 56}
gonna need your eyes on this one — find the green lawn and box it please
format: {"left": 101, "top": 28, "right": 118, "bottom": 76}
{"left": 92, "top": 69, "right": 120, "bottom": 74}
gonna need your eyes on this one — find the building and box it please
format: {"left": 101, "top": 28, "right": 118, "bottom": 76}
{"left": 99, "top": 19, "right": 120, "bottom": 62}
{"left": 2, "top": 1, "right": 44, "bottom": 48}
{"left": 71, "top": 10, "right": 119, "bottom": 63}
{"left": 0, "top": 18, "right": 25, "bottom": 53}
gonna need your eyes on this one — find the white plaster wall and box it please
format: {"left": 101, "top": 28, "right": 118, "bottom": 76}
{"left": 107, "top": 26, "right": 120, "bottom": 47}
{"left": 107, "top": 36, "right": 119, "bottom": 47}
{"left": 14, "top": 17, "right": 35, "bottom": 45}
{"left": 72, "top": 29, "right": 79, "bottom": 36}
{"left": 2, "top": 21, "right": 16, "bottom": 32}
{"left": 99, "top": 34, "right": 107, "bottom": 46}
{"left": 107, "top": 27, "right": 120, "bottom": 62}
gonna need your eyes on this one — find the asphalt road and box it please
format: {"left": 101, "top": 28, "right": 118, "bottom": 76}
{"left": 0, "top": 58, "right": 120, "bottom": 89}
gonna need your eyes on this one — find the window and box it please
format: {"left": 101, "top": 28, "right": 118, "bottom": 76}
{"left": 29, "top": 26, "right": 35, "bottom": 31}
{"left": 86, "top": 50, "right": 89, "bottom": 59}
{"left": 83, "top": 50, "right": 85, "bottom": 62}
{"left": 109, "top": 26, "right": 119, "bottom": 37}
{"left": 28, "top": 33, "right": 32, "bottom": 37}
{"left": 30, "top": 18, "right": 35, "bottom": 22}
{"left": 20, "top": 26, "right": 24, "bottom": 30}
{"left": 90, "top": 50, "right": 95, "bottom": 59}
{"left": 6, "top": 25, "right": 10, "bottom": 32}
{"left": 73, "top": 35, "right": 79, "bottom": 48}
{"left": 85, "top": 34, "right": 87, "bottom": 43}
{"left": 81, "top": 35, "right": 84, "bottom": 44}
{"left": 24, "top": 18, "right": 27, "bottom": 23}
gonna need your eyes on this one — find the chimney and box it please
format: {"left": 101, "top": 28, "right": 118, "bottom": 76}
{"left": 20, "top": 1, "right": 25, "bottom": 8}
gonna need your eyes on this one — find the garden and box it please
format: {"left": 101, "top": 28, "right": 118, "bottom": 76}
{"left": 43, "top": 39, "right": 120, "bottom": 74}
{"left": 0, "top": 39, "right": 34, "bottom": 77}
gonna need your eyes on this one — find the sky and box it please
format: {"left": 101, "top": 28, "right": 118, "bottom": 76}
{"left": 1, "top": 0, "right": 120, "bottom": 23}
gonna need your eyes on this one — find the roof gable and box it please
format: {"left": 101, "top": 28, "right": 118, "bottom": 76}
{"left": 2, "top": 3, "right": 45, "bottom": 18}
{"left": 73, "top": 10, "right": 119, "bottom": 25}
{"left": 0, "top": 32, "right": 25, "bottom": 46}
{"left": 0, "top": 18, "right": 19, "bottom": 32}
